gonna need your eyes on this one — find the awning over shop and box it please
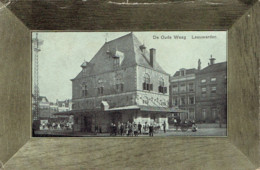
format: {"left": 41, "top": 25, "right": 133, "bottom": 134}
{"left": 53, "top": 105, "right": 187, "bottom": 116}
{"left": 106, "top": 105, "right": 187, "bottom": 113}
{"left": 138, "top": 105, "right": 187, "bottom": 113}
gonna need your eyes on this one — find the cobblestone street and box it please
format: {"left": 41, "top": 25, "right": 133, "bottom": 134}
{"left": 35, "top": 127, "right": 227, "bottom": 137}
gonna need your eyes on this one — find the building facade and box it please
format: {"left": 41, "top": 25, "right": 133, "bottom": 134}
{"left": 195, "top": 57, "right": 227, "bottom": 123}
{"left": 170, "top": 68, "right": 197, "bottom": 120}
{"left": 56, "top": 99, "right": 72, "bottom": 112}
{"left": 71, "top": 33, "right": 171, "bottom": 132}
{"left": 170, "top": 57, "right": 227, "bottom": 123}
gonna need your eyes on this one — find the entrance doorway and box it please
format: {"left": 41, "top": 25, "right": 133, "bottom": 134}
{"left": 83, "top": 116, "right": 92, "bottom": 132}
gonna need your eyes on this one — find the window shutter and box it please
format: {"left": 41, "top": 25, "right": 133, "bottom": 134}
{"left": 143, "top": 83, "right": 146, "bottom": 90}
{"left": 158, "top": 86, "right": 160, "bottom": 93}
{"left": 150, "top": 84, "right": 153, "bottom": 91}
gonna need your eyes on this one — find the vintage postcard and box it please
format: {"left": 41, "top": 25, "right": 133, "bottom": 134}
{"left": 32, "top": 31, "right": 227, "bottom": 137}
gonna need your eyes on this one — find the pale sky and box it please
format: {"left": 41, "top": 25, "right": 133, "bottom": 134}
{"left": 32, "top": 31, "right": 227, "bottom": 102}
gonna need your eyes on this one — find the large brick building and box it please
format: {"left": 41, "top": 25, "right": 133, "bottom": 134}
{"left": 195, "top": 57, "right": 227, "bottom": 123}
{"left": 170, "top": 57, "right": 227, "bottom": 123}
{"left": 69, "top": 33, "right": 174, "bottom": 132}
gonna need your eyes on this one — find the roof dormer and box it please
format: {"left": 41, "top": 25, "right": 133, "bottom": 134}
{"left": 81, "top": 61, "right": 89, "bottom": 69}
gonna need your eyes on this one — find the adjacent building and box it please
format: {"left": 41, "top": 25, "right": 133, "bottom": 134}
{"left": 170, "top": 57, "right": 227, "bottom": 123}
{"left": 32, "top": 95, "right": 72, "bottom": 120}
{"left": 56, "top": 99, "right": 72, "bottom": 112}
{"left": 170, "top": 68, "right": 197, "bottom": 120}
{"left": 69, "top": 33, "right": 176, "bottom": 132}
{"left": 195, "top": 57, "right": 227, "bottom": 123}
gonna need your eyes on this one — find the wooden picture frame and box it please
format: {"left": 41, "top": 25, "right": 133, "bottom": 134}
{"left": 0, "top": 1, "right": 259, "bottom": 169}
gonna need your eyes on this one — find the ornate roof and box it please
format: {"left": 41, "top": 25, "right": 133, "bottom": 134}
{"left": 73, "top": 33, "right": 167, "bottom": 80}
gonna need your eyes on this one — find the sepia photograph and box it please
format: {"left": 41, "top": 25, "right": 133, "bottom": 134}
{"left": 32, "top": 31, "right": 227, "bottom": 137}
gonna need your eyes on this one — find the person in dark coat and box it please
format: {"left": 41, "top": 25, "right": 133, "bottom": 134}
{"left": 149, "top": 124, "right": 154, "bottom": 137}
{"left": 138, "top": 122, "right": 142, "bottom": 134}
{"left": 163, "top": 121, "right": 166, "bottom": 133}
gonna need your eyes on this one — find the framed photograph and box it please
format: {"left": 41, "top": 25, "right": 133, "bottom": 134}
{"left": 31, "top": 31, "right": 227, "bottom": 137}
{"left": 0, "top": 0, "right": 259, "bottom": 169}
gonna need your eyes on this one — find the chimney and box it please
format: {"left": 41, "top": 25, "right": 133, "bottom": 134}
{"left": 198, "top": 59, "right": 201, "bottom": 71}
{"left": 150, "top": 48, "right": 156, "bottom": 67}
{"left": 209, "top": 55, "right": 216, "bottom": 65}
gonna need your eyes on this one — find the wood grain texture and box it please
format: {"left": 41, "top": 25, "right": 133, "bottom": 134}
{"left": 0, "top": 1, "right": 31, "bottom": 164}
{"left": 228, "top": 1, "right": 260, "bottom": 167}
{"left": 4, "top": 138, "right": 256, "bottom": 170}
{"left": 7, "top": 0, "right": 251, "bottom": 30}
{"left": 0, "top": 0, "right": 259, "bottom": 169}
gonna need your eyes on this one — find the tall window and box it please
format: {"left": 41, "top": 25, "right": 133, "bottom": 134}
{"left": 97, "top": 79, "right": 104, "bottom": 95}
{"left": 202, "top": 109, "right": 206, "bottom": 120}
{"left": 189, "top": 96, "right": 195, "bottom": 104}
{"left": 201, "top": 87, "right": 206, "bottom": 97}
{"left": 188, "top": 83, "right": 194, "bottom": 92}
{"left": 115, "top": 75, "right": 124, "bottom": 93}
{"left": 173, "top": 98, "right": 178, "bottom": 106}
{"left": 189, "top": 108, "right": 195, "bottom": 120}
{"left": 158, "top": 77, "right": 167, "bottom": 93}
{"left": 180, "top": 84, "right": 186, "bottom": 92}
{"left": 143, "top": 73, "right": 153, "bottom": 91}
{"left": 172, "top": 84, "right": 178, "bottom": 93}
{"left": 113, "top": 58, "right": 120, "bottom": 68}
{"left": 212, "top": 108, "right": 217, "bottom": 120}
{"left": 81, "top": 82, "right": 88, "bottom": 97}
{"left": 180, "top": 96, "right": 185, "bottom": 105}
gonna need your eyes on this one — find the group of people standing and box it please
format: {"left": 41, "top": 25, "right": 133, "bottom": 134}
{"left": 109, "top": 121, "right": 167, "bottom": 137}
{"left": 39, "top": 121, "right": 73, "bottom": 131}
{"left": 110, "top": 121, "right": 141, "bottom": 136}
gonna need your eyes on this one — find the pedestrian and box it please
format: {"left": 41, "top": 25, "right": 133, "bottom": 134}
{"left": 120, "top": 123, "right": 124, "bottom": 136}
{"left": 113, "top": 123, "right": 117, "bottom": 136}
{"left": 163, "top": 121, "right": 166, "bottom": 133}
{"left": 95, "top": 124, "right": 99, "bottom": 135}
{"left": 138, "top": 122, "right": 142, "bottom": 134}
{"left": 192, "top": 120, "right": 198, "bottom": 132}
{"left": 134, "top": 124, "right": 138, "bottom": 136}
{"left": 128, "top": 123, "right": 133, "bottom": 136}
{"left": 126, "top": 123, "right": 129, "bottom": 137}
{"left": 110, "top": 123, "right": 114, "bottom": 136}
{"left": 117, "top": 122, "right": 121, "bottom": 135}
{"left": 149, "top": 124, "right": 154, "bottom": 137}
